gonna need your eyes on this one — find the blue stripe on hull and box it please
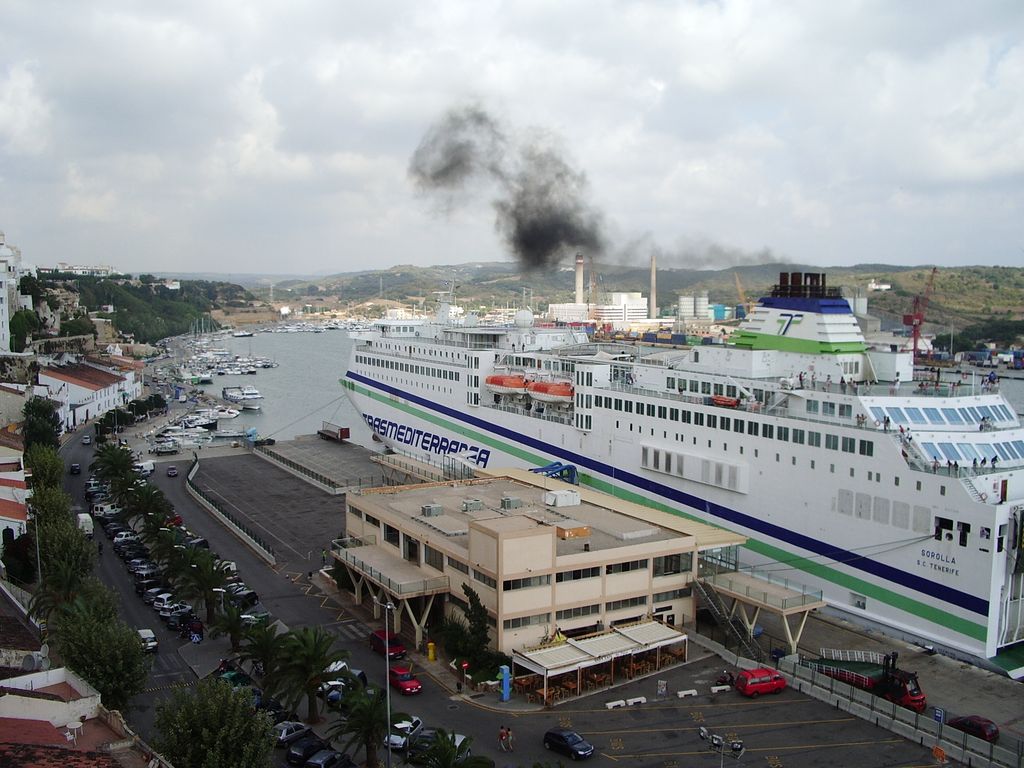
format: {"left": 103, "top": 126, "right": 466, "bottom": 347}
{"left": 347, "top": 371, "right": 989, "bottom": 618}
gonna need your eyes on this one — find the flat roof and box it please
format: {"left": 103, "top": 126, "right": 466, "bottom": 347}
{"left": 353, "top": 474, "right": 711, "bottom": 557}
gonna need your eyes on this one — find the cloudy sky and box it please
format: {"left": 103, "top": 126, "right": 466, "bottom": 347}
{"left": 1, "top": 1, "right": 1022, "bottom": 276}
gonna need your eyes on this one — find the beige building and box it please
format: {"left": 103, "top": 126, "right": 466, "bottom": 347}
{"left": 334, "top": 468, "right": 744, "bottom": 653}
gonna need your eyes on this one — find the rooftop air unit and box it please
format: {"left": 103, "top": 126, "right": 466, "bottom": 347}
{"left": 500, "top": 496, "right": 523, "bottom": 510}
{"left": 544, "top": 489, "right": 581, "bottom": 507}
{"left": 421, "top": 503, "right": 443, "bottom": 517}
{"left": 461, "top": 499, "right": 484, "bottom": 512}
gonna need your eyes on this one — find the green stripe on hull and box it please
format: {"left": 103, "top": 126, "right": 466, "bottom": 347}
{"left": 729, "top": 330, "right": 867, "bottom": 355}
{"left": 344, "top": 378, "right": 986, "bottom": 643}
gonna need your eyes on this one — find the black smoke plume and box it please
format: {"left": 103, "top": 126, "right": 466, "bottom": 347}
{"left": 409, "top": 105, "right": 605, "bottom": 270}
{"left": 617, "top": 233, "right": 785, "bottom": 269}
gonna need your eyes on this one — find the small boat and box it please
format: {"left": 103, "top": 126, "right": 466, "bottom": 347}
{"left": 484, "top": 374, "right": 529, "bottom": 395}
{"left": 711, "top": 395, "right": 740, "bottom": 408}
{"left": 241, "top": 401, "right": 262, "bottom": 411}
{"left": 232, "top": 330, "right": 254, "bottom": 337}
{"left": 526, "top": 380, "right": 574, "bottom": 404}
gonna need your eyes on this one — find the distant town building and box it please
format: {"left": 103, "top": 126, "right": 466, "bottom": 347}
{"left": 867, "top": 280, "right": 891, "bottom": 291}
{"left": 45, "top": 262, "right": 118, "bottom": 277}
{"left": 0, "top": 231, "right": 37, "bottom": 354}
{"left": 593, "top": 292, "right": 649, "bottom": 324}
{"left": 546, "top": 302, "right": 590, "bottom": 323}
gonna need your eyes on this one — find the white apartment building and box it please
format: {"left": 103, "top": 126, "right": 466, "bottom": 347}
{"left": 0, "top": 231, "right": 36, "bottom": 354}
{"left": 334, "top": 469, "right": 744, "bottom": 653}
{"left": 593, "top": 292, "right": 649, "bottom": 324}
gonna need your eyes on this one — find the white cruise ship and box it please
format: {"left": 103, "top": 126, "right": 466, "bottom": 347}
{"left": 343, "top": 272, "right": 1024, "bottom": 667}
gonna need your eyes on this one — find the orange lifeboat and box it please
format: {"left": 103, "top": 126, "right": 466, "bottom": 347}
{"left": 526, "top": 380, "right": 574, "bottom": 404}
{"left": 485, "top": 374, "right": 529, "bottom": 395}
{"left": 711, "top": 395, "right": 740, "bottom": 408}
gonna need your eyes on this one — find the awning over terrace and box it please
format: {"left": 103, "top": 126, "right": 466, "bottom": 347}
{"left": 510, "top": 620, "right": 687, "bottom": 704}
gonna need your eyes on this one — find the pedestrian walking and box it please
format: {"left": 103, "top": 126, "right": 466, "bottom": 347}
{"left": 321, "top": 548, "right": 327, "bottom": 567}
{"left": 499, "top": 726, "right": 509, "bottom": 752}
{"left": 506, "top": 727, "right": 514, "bottom": 752}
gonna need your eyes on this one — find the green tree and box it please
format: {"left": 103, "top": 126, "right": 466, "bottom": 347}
{"left": 240, "top": 621, "right": 286, "bottom": 694}
{"left": 278, "top": 626, "right": 348, "bottom": 723}
{"left": 51, "top": 600, "right": 149, "bottom": 710}
{"left": 172, "top": 549, "right": 229, "bottom": 624}
{"left": 462, "top": 584, "right": 491, "bottom": 653}
{"left": 415, "top": 728, "right": 491, "bottom": 768}
{"left": 90, "top": 443, "right": 135, "bottom": 484}
{"left": 211, "top": 604, "right": 247, "bottom": 653}
{"left": 330, "top": 687, "right": 406, "bottom": 768}
{"left": 60, "top": 316, "right": 96, "bottom": 337}
{"left": 22, "top": 396, "right": 61, "bottom": 451}
{"left": 24, "top": 444, "right": 64, "bottom": 490}
{"left": 9, "top": 308, "right": 40, "bottom": 352}
{"left": 154, "top": 678, "right": 274, "bottom": 768}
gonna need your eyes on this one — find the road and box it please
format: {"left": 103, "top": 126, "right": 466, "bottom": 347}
{"left": 63, "top": 428, "right": 941, "bottom": 767}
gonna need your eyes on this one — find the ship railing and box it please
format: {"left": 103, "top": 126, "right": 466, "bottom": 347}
{"left": 704, "top": 569, "right": 824, "bottom": 610}
{"left": 483, "top": 401, "right": 574, "bottom": 426}
{"left": 818, "top": 647, "right": 887, "bottom": 664}
{"left": 333, "top": 535, "right": 377, "bottom": 549}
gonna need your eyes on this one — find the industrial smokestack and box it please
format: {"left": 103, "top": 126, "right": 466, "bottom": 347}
{"left": 649, "top": 251, "right": 657, "bottom": 319}
{"left": 575, "top": 253, "right": 585, "bottom": 304}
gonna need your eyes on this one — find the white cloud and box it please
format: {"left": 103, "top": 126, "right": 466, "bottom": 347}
{"left": 0, "top": 63, "right": 51, "bottom": 154}
{"left": 0, "top": 0, "right": 1022, "bottom": 273}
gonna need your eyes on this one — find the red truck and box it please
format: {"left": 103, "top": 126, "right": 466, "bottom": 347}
{"left": 803, "top": 649, "right": 926, "bottom": 712}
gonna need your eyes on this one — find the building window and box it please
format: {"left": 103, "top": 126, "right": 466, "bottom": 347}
{"left": 365, "top": 514, "right": 380, "bottom": 529}
{"left": 383, "top": 524, "right": 400, "bottom": 547}
{"left": 606, "top": 595, "right": 648, "bottom": 611}
{"left": 606, "top": 559, "right": 649, "bottom": 575}
{"left": 503, "top": 612, "right": 550, "bottom": 630}
{"left": 653, "top": 553, "right": 692, "bottom": 576}
{"left": 556, "top": 566, "right": 601, "bottom": 583}
{"left": 424, "top": 545, "right": 444, "bottom": 572}
{"left": 556, "top": 604, "right": 601, "bottom": 621}
{"left": 653, "top": 587, "right": 692, "bottom": 602}
{"left": 825, "top": 434, "right": 838, "bottom": 450}
{"left": 473, "top": 569, "right": 497, "bottom": 589}
{"left": 503, "top": 574, "right": 552, "bottom": 591}
{"left": 447, "top": 557, "right": 469, "bottom": 574}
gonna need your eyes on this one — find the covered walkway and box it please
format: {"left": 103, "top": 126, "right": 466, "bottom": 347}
{"left": 510, "top": 620, "right": 687, "bottom": 706}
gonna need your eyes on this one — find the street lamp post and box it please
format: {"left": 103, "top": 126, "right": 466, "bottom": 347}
{"left": 377, "top": 598, "right": 396, "bottom": 768}
{"left": 698, "top": 726, "right": 745, "bottom": 767}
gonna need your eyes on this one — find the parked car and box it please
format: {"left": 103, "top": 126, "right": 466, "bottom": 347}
{"left": 166, "top": 607, "right": 196, "bottom": 630}
{"left": 543, "top": 728, "right": 595, "bottom": 760}
{"left": 135, "top": 578, "right": 164, "bottom": 597}
{"left": 159, "top": 601, "right": 191, "bottom": 621}
{"left": 134, "top": 564, "right": 160, "bottom": 581}
{"left": 734, "top": 668, "right": 787, "bottom": 698}
{"left": 388, "top": 665, "right": 422, "bottom": 695}
{"left": 113, "top": 531, "right": 140, "bottom": 545}
{"left": 406, "top": 729, "right": 470, "bottom": 763}
{"left": 81, "top": 434, "right": 92, "bottom": 445}
{"left": 166, "top": 465, "right": 179, "bottom": 477}
{"left": 304, "top": 750, "right": 354, "bottom": 768}
{"left": 287, "top": 735, "right": 329, "bottom": 766}
{"left": 947, "top": 715, "right": 999, "bottom": 742}
{"left": 385, "top": 716, "right": 423, "bottom": 751}
{"left": 142, "top": 586, "right": 168, "bottom": 605}
{"left": 137, "top": 629, "right": 158, "bottom": 653}
{"left": 228, "top": 589, "right": 260, "bottom": 610}
{"left": 272, "top": 721, "right": 311, "bottom": 747}
{"left": 69, "top": 463, "right": 81, "bottom": 475}
{"left": 369, "top": 629, "right": 406, "bottom": 660}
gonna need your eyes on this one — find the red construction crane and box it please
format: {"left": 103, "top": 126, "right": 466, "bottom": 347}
{"left": 902, "top": 267, "right": 938, "bottom": 360}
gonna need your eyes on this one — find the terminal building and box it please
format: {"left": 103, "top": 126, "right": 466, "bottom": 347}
{"left": 332, "top": 469, "right": 745, "bottom": 654}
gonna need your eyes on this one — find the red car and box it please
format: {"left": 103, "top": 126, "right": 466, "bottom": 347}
{"left": 947, "top": 715, "right": 999, "bottom": 742}
{"left": 388, "top": 664, "right": 422, "bottom": 695}
{"left": 369, "top": 629, "right": 406, "bottom": 660}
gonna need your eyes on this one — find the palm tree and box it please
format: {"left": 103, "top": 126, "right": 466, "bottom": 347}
{"left": 278, "top": 626, "right": 348, "bottom": 723}
{"left": 210, "top": 604, "right": 247, "bottom": 653}
{"left": 240, "top": 622, "right": 286, "bottom": 696}
{"left": 90, "top": 443, "right": 135, "bottom": 483}
{"left": 28, "top": 558, "right": 88, "bottom": 619}
{"left": 171, "top": 550, "right": 228, "bottom": 624}
{"left": 416, "top": 729, "right": 491, "bottom": 768}
{"left": 124, "top": 484, "right": 173, "bottom": 526}
{"left": 330, "top": 687, "right": 407, "bottom": 768}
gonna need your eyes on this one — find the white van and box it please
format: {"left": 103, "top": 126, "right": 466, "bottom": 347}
{"left": 92, "top": 503, "right": 122, "bottom": 518}
{"left": 133, "top": 460, "right": 155, "bottom": 477}
{"left": 76, "top": 513, "right": 94, "bottom": 539}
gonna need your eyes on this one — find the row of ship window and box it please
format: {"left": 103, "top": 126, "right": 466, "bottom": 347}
{"left": 869, "top": 403, "right": 1013, "bottom": 428}
{"left": 636, "top": 420, "right": 876, "bottom": 457}
{"left": 921, "top": 438, "right": 1024, "bottom": 465}
{"left": 356, "top": 353, "right": 462, "bottom": 382}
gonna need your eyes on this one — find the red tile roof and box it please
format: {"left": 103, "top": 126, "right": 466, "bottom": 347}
{"left": 0, "top": 741, "right": 120, "bottom": 767}
{"left": 39, "top": 365, "right": 123, "bottom": 391}
{"left": 0, "top": 498, "right": 27, "bottom": 522}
